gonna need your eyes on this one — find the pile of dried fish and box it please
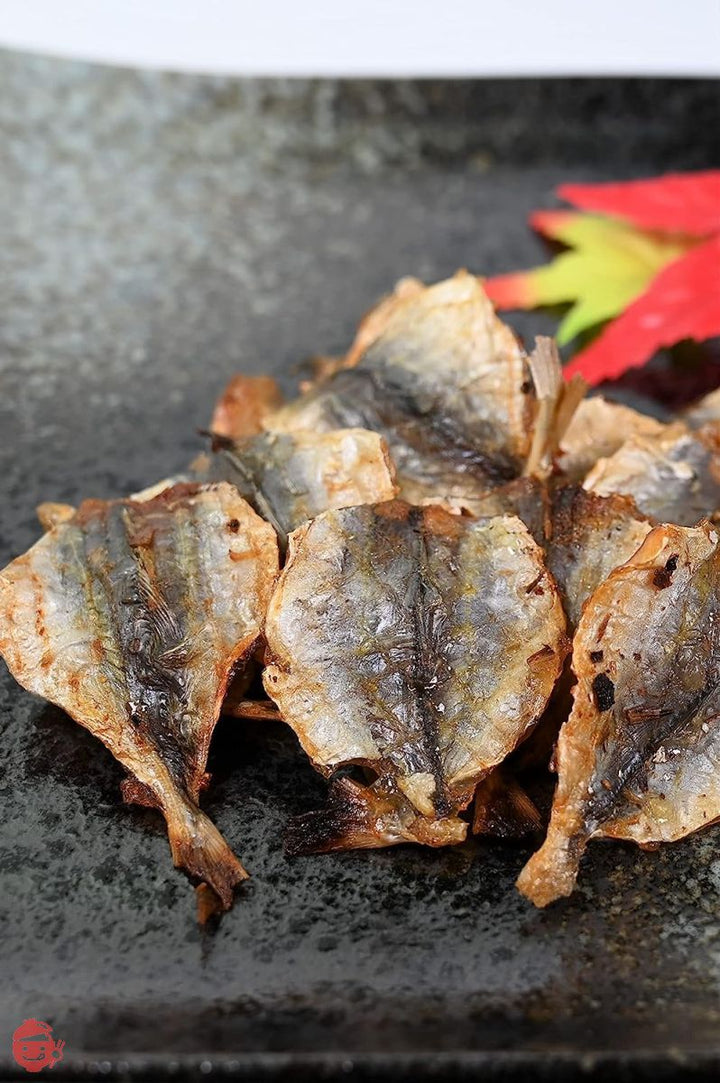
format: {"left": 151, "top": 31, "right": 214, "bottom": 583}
{"left": 1, "top": 271, "right": 718, "bottom": 917}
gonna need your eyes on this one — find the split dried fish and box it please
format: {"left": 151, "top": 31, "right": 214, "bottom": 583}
{"left": 265, "top": 274, "right": 576, "bottom": 513}
{"left": 584, "top": 422, "right": 720, "bottom": 526}
{"left": 0, "top": 483, "right": 279, "bottom": 909}
{"left": 557, "top": 396, "right": 666, "bottom": 482}
{"left": 474, "top": 479, "right": 653, "bottom": 629}
{"left": 517, "top": 521, "right": 720, "bottom": 907}
{"left": 263, "top": 501, "right": 567, "bottom": 853}
{"left": 6, "top": 262, "right": 719, "bottom": 916}
{"left": 204, "top": 427, "right": 397, "bottom": 552}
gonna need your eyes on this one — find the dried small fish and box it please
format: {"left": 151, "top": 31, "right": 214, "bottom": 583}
{"left": 684, "top": 386, "right": 720, "bottom": 429}
{"left": 544, "top": 487, "right": 654, "bottom": 630}
{"left": 266, "top": 274, "right": 558, "bottom": 513}
{"left": 263, "top": 501, "right": 567, "bottom": 853}
{"left": 517, "top": 521, "right": 720, "bottom": 907}
{"left": 36, "top": 502, "right": 76, "bottom": 532}
{"left": 558, "top": 397, "right": 666, "bottom": 481}
{"left": 474, "top": 480, "right": 653, "bottom": 629}
{"left": 211, "top": 374, "right": 285, "bottom": 440}
{"left": 204, "top": 427, "right": 397, "bottom": 551}
{"left": 0, "top": 483, "right": 279, "bottom": 909}
{"left": 584, "top": 421, "right": 720, "bottom": 525}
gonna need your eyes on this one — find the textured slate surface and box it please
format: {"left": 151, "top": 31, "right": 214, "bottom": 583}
{"left": 0, "top": 52, "right": 719, "bottom": 1079}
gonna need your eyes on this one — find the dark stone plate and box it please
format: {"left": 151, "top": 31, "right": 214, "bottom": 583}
{"left": 0, "top": 51, "right": 719, "bottom": 1080}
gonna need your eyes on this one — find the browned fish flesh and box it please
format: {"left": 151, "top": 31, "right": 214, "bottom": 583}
{"left": 263, "top": 501, "right": 567, "bottom": 853}
{"left": 584, "top": 421, "right": 720, "bottom": 525}
{"left": 204, "top": 427, "right": 397, "bottom": 551}
{"left": 264, "top": 274, "right": 578, "bottom": 514}
{"left": 517, "top": 521, "right": 720, "bottom": 907}
{"left": 0, "top": 482, "right": 279, "bottom": 909}
{"left": 210, "top": 374, "right": 285, "bottom": 439}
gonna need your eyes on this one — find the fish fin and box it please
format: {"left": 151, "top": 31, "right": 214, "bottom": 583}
{"left": 196, "top": 882, "right": 225, "bottom": 924}
{"left": 166, "top": 799, "right": 248, "bottom": 909}
{"left": 285, "top": 777, "right": 466, "bottom": 855}
{"left": 472, "top": 770, "right": 543, "bottom": 838}
{"left": 121, "top": 777, "right": 160, "bottom": 809}
{"left": 525, "top": 337, "right": 587, "bottom": 478}
{"left": 222, "top": 698, "right": 282, "bottom": 722}
{"left": 516, "top": 821, "right": 585, "bottom": 907}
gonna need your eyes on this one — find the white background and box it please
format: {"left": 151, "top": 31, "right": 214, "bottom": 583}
{"left": 0, "top": 0, "right": 718, "bottom": 77}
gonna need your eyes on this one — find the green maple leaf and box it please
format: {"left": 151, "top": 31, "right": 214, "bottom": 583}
{"left": 485, "top": 211, "right": 694, "bottom": 345}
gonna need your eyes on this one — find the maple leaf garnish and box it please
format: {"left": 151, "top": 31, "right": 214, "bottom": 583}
{"left": 485, "top": 170, "right": 720, "bottom": 386}
{"left": 485, "top": 211, "right": 692, "bottom": 346}
{"left": 564, "top": 235, "right": 720, "bottom": 384}
{"left": 559, "top": 172, "right": 720, "bottom": 238}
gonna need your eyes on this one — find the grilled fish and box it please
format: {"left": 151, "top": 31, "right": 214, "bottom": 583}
{"left": 263, "top": 501, "right": 567, "bottom": 853}
{"left": 474, "top": 480, "right": 653, "bottom": 629}
{"left": 584, "top": 422, "right": 720, "bottom": 525}
{"left": 264, "top": 274, "right": 579, "bottom": 513}
{"left": 517, "top": 521, "right": 720, "bottom": 907}
{"left": 204, "top": 428, "right": 397, "bottom": 552}
{"left": 0, "top": 482, "right": 279, "bottom": 909}
{"left": 557, "top": 397, "right": 666, "bottom": 482}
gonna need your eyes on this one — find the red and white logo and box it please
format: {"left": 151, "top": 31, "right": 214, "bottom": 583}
{"left": 12, "top": 1020, "right": 64, "bottom": 1074}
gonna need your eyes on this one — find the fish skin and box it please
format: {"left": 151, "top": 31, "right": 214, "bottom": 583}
{"left": 266, "top": 273, "right": 538, "bottom": 514}
{"left": 474, "top": 479, "right": 654, "bottom": 631}
{"left": 264, "top": 500, "right": 567, "bottom": 853}
{"left": 0, "top": 482, "right": 279, "bottom": 910}
{"left": 557, "top": 396, "right": 666, "bottom": 482}
{"left": 517, "top": 520, "right": 720, "bottom": 907}
{"left": 584, "top": 421, "right": 720, "bottom": 526}
{"left": 205, "top": 427, "right": 397, "bottom": 552}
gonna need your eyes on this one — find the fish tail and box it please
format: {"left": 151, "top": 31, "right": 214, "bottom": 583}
{"left": 166, "top": 799, "right": 248, "bottom": 909}
{"left": 516, "top": 821, "right": 585, "bottom": 907}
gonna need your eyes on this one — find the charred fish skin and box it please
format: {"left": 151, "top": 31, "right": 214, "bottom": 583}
{"left": 264, "top": 500, "right": 567, "bottom": 854}
{"left": 205, "top": 428, "right": 397, "bottom": 552}
{"left": 517, "top": 521, "right": 720, "bottom": 908}
{"left": 268, "top": 273, "right": 538, "bottom": 513}
{"left": 0, "top": 482, "right": 279, "bottom": 909}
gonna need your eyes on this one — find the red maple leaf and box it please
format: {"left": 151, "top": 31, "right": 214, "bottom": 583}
{"left": 486, "top": 170, "right": 720, "bottom": 385}
{"left": 559, "top": 171, "right": 720, "bottom": 238}
{"left": 564, "top": 234, "right": 720, "bottom": 384}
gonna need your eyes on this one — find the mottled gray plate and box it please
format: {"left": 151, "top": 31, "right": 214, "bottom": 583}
{"left": 0, "top": 52, "right": 719, "bottom": 1081}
